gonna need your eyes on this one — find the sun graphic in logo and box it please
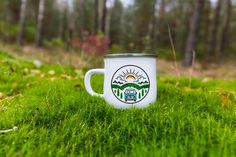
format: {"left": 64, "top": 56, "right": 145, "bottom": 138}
{"left": 115, "top": 69, "right": 146, "bottom": 83}
{"left": 111, "top": 65, "right": 150, "bottom": 104}
{"left": 126, "top": 75, "right": 136, "bottom": 81}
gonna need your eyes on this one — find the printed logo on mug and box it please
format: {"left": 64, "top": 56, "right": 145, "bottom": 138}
{"left": 84, "top": 53, "right": 157, "bottom": 109}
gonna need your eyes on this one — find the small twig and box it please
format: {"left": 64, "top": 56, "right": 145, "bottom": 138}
{"left": 168, "top": 25, "right": 180, "bottom": 77}
{"left": 0, "top": 126, "right": 18, "bottom": 134}
{"left": 189, "top": 50, "right": 196, "bottom": 88}
{"left": 0, "top": 94, "right": 23, "bottom": 103}
{"left": 0, "top": 97, "right": 14, "bottom": 103}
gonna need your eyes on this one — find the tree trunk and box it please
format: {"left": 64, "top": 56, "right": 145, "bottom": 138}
{"left": 184, "top": 0, "right": 204, "bottom": 66}
{"left": 93, "top": 0, "right": 99, "bottom": 34}
{"left": 79, "top": 0, "right": 84, "bottom": 39}
{"left": 158, "top": 0, "right": 166, "bottom": 47}
{"left": 203, "top": 0, "right": 211, "bottom": 53}
{"left": 105, "top": 8, "right": 110, "bottom": 37}
{"left": 135, "top": 0, "right": 154, "bottom": 50}
{"left": 207, "top": 0, "right": 223, "bottom": 57}
{"left": 66, "top": 4, "right": 75, "bottom": 50}
{"left": 35, "top": 0, "right": 45, "bottom": 47}
{"left": 151, "top": 0, "right": 158, "bottom": 50}
{"left": 17, "top": 0, "right": 27, "bottom": 46}
{"left": 101, "top": 0, "right": 107, "bottom": 33}
{"left": 219, "top": 0, "right": 232, "bottom": 56}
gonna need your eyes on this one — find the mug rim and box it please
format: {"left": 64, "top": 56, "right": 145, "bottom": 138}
{"left": 105, "top": 53, "right": 157, "bottom": 58}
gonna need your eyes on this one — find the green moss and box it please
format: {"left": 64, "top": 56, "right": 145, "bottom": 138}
{"left": 0, "top": 51, "right": 236, "bottom": 157}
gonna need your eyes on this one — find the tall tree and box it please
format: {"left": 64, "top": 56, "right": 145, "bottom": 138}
{"left": 17, "top": 0, "right": 27, "bottom": 46}
{"left": 135, "top": 0, "right": 154, "bottom": 50}
{"left": 151, "top": 0, "right": 158, "bottom": 50}
{"left": 35, "top": 0, "right": 45, "bottom": 47}
{"left": 105, "top": 8, "right": 111, "bottom": 37}
{"left": 202, "top": 0, "right": 211, "bottom": 52}
{"left": 67, "top": 7, "right": 75, "bottom": 49}
{"left": 110, "top": 0, "right": 123, "bottom": 44}
{"left": 79, "top": 0, "right": 84, "bottom": 38}
{"left": 158, "top": 0, "right": 166, "bottom": 48}
{"left": 174, "top": 0, "right": 193, "bottom": 53}
{"left": 207, "top": 0, "right": 223, "bottom": 57}
{"left": 219, "top": 0, "right": 232, "bottom": 56}
{"left": 7, "top": 0, "right": 21, "bottom": 24}
{"left": 101, "top": 0, "right": 107, "bottom": 33}
{"left": 93, "top": 0, "right": 99, "bottom": 34}
{"left": 184, "top": 0, "right": 205, "bottom": 66}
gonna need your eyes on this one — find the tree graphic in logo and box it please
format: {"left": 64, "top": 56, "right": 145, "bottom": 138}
{"left": 111, "top": 65, "right": 150, "bottom": 104}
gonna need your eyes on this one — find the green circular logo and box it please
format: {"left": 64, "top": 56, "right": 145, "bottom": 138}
{"left": 111, "top": 65, "right": 150, "bottom": 104}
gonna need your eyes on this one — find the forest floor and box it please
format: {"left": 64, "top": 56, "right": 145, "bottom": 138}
{"left": 0, "top": 46, "right": 236, "bottom": 156}
{"left": 1, "top": 44, "right": 236, "bottom": 80}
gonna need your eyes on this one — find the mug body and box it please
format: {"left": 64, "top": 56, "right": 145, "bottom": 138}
{"left": 103, "top": 54, "right": 157, "bottom": 108}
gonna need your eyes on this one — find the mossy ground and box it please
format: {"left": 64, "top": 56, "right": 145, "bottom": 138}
{"left": 0, "top": 51, "right": 236, "bottom": 157}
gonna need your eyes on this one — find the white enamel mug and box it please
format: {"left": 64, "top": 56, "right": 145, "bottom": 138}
{"left": 84, "top": 53, "right": 157, "bottom": 109}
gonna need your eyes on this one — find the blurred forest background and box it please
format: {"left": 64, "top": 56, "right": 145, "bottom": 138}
{"left": 0, "top": 0, "right": 235, "bottom": 67}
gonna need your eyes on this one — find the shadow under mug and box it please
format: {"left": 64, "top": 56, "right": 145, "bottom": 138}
{"left": 84, "top": 53, "right": 157, "bottom": 109}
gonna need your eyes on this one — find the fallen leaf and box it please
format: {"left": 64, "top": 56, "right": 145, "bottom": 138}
{"left": 12, "top": 82, "right": 17, "bottom": 89}
{"left": 0, "top": 94, "right": 23, "bottom": 103}
{"left": 60, "top": 74, "right": 75, "bottom": 80}
{"left": 23, "top": 68, "right": 29, "bottom": 74}
{"left": 50, "top": 77, "right": 57, "bottom": 81}
{"left": 33, "top": 60, "right": 42, "bottom": 68}
{"left": 202, "top": 78, "right": 211, "bottom": 83}
{"left": 48, "top": 70, "right": 55, "bottom": 75}
{"left": 0, "top": 92, "right": 3, "bottom": 99}
{"left": 0, "top": 97, "right": 14, "bottom": 103}
{"left": 74, "top": 84, "right": 81, "bottom": 88}
{"left": 60, "top": 74, "right": 67, "bottom": 78}
{"left": 0, "top": 106, "right": 7, "bottom": 111}
{"left": 40, "top": 74, "right": 45, "bottom": 78}
{"left": 26, "top": 83, "right": 32, "bottom": 88}
{"left": 30, "top": 69, "right": 41, "bottom": 75}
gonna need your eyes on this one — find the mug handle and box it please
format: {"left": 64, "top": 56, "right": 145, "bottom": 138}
{"left": 84, "top": 69, "right": 104, "bottom": 97}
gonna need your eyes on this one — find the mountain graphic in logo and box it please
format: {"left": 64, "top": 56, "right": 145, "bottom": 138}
{"left": 111, "top": 65, "right": 150, "bottom": 104}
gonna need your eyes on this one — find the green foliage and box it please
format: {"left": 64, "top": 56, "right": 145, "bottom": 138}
{"left": 8, "top": 25, "right": 19, "bottom": 40}
{"left": 1, "top": 52, "right": 236, "bottom": 156}
{"left": 43, "top": 38, "right": 66, "bottom": 50}
{"left": 110, "top": 44, "right": 125, "bottom": 53}
{"left": 110, "top": 0, "right": 123, "bottom": 45}
{"left": 157, "top": 48, "right": 182, "bottom": 61}
{"left": 0, "top": 22, "right": 18, "bottom": 42}
{"left": 25, "top": 24, "right": 37, "bottom": 43}
{"left": 0, "top": 22, "right": 35, "bottom": 43}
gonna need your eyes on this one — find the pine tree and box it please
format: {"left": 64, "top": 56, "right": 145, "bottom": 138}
{"left": 17, "top": 0, "right": 27, "bottom": 46}
{"left": 35, "top": 0, "right": 45, "bottom": 47}
{"left": 219, "top": 0, "right": 232, "bottom": 57}
{"left": 207, "top": 0, "right": 223, "bottom": 57}
{"left": 184, "top": 0, "right": 205, "bottom": 66}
